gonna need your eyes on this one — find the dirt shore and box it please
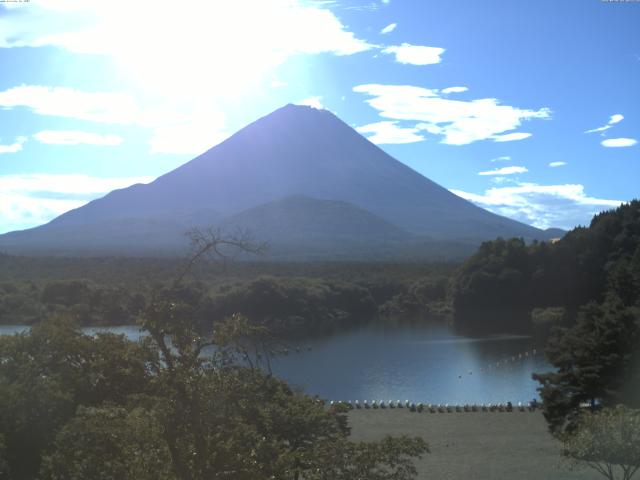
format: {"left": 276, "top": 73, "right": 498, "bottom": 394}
{"left": 348, "top": 409, "right": 601, "bottom": 480}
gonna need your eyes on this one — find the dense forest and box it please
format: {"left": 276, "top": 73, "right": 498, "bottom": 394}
{"left": 450, "top": 200, "right": 640, "bottom": 333}
{"left": 0, "top": 256, "right": 452, "bottom": 334}
{"left": 449, "top": 201, "right": 640, "bottom": 434}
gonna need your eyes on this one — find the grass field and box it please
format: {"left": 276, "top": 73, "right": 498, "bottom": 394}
{"left": 348, "top": 409, "right": 602, "bottom": 480}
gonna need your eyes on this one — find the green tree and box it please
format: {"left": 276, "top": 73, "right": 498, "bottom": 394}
{"left": 0, "top": 433, "right": 9, "bottom": 480}
{"left": 0, "top": 316, "right": 153, "bottom": 479}
{"left": 41, "top": 406, "right": 174, "bottom": 480}
{"left": 563, "top": 405, "right": 640, "bottom": 480}
{"left": 305, "top": 435, "right": 428, "bottom": 480}
{"left": 533, "top": 299, "right": 640, "bottom": 433}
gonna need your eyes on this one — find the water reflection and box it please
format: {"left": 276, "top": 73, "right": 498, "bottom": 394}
{"left": 0, "top": 323, "right": 550, "bottom": 403}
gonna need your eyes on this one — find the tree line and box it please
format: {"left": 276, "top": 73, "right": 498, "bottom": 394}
{"left": 0, "top": 270, "right": 452, "bottom": 334}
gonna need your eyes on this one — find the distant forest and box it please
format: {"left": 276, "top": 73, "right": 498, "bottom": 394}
{"left": 2, "top": 201, "right": 639, "bottom": 339}
{"left": 0, "top": 257, "right": 453, "bottom": 335}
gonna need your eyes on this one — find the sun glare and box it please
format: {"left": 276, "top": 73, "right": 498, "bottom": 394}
{"left": 32, "top": 0, "right": 365, "bottom": 104}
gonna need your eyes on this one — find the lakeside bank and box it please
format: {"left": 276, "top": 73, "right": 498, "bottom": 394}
{"left": 348, "top": 409, "right": 601, "bottom": 480}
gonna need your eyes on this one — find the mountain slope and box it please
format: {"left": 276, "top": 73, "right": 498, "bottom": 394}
{"left": 0, "top": 104, "right": 552, "bottom": 257}
{"left": 222, "top": 195, "right": 408, "bottom": 241}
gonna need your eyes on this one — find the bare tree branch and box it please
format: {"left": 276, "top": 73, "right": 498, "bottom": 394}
{"left": 174, "top": 226, "right": 267, "bottom": 287}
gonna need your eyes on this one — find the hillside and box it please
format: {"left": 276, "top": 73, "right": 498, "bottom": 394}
{"left": 0, "top": 104, "right": 556, "bottom": 258}
{"left": 450, "top": 200, "right": 640, "bottom": 332}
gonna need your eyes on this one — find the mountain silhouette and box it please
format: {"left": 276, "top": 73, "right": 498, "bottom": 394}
{"left": 0, "top": 104, "right": 556, "bottom": 258}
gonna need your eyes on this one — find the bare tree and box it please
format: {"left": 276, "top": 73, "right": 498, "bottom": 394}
{"left": 174, "top": 226, "right": 267, "bottom": 287}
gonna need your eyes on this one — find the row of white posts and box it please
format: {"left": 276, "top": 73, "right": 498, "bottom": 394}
{"left": 327, "top": 400, "right": 539, "bottom": 413}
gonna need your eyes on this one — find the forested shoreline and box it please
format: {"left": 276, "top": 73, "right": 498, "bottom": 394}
{"left": 451, "top": 200, "right": 640, "bottom": 333}
{"left": 3, "top": 201, "right": 640, "bottom": 338}
{"left": 449, "top": 201, "right": 640, "bottom": 436}
{"left": 0, "top": 257, "right": 453, "bottom": 335}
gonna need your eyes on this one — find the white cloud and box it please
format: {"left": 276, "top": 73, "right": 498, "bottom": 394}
{"left": 0, "top": 84, "right": 239, "bottom": 155}
{"left": 491, "top": 156, "right": 511, "bottom": 162}
{"left": 381, "top": 43, "right": 445, "bottom": 65}
{"left": 491, "top": 132, "right": 532, "bottom": 142}
{"left": 549, "top": 161, "right": 567, "bottom": 167}
{"left": 478, "top": 166, "right": 528, "bottom": 176}
{"left": 0, "top": 1, "right": 374, "bottom": 154}
{"left": 0, "top": 173, "right": 154, "bottom": 234}
{"left": 609, "top": 114, "right": 624, "bottom": 124}
{"left": 0, "top": 1, "right": 373, "bottom": 96}
{"left": 296, "top": 96, "right": 324, "bottom": 109}
{"left": 0, "top": 136, "right": 27, "bottom": 154}
{"left": 353, "top": 83, "right": 550, "bottom": 145}
{"left": 441, "top": 86, "right": 468, "bottom": 94}
{"left": 585, "top": 113, "right": 624, "bottom": 133}
{"left": 380, "top": 22, "right": 397, "bottom": 34}
{"left": 451, "top": 183, "right": 623, "bottom": 230}
{"left": 0, "top": 85, "right": 149, "bottom": 125}
{"left": 490, "top": 176, "right": 515, "bottom": 185}
{"left": 587, "top": 125, "right": 611, "bottom": 134}
{"left": 601, "top": 137, "right": 637, "bottom": 148}
{"left": 33, "top": 130, "right": 123, "bottom": 146}
{"left": 356, "top": 121, "right": 424, "bottom": 144}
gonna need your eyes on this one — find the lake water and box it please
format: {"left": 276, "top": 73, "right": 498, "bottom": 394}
{"left": 0, "top": 323, "right": 549, "bottom": 404}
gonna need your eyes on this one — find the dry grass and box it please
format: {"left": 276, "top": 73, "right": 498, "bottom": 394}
{"left": 348, "top": 409, "right": 602, "bottom": 480}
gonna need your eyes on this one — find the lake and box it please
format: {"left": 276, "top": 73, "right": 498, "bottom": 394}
{"left": 0, "top": 323, "right": 549, "bottom": 404}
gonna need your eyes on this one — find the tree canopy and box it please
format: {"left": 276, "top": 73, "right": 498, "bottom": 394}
{"left": 533, "top": 298, "right": 640, "bottom": 433}
{"left": 450, "top": 200, "right": 640, "bottom": 333}
{"left": 563, "top": 405, "right": 640, "bottom": 480}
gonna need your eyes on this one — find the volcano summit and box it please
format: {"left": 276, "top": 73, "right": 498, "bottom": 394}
{"left": 0, "top": 104, "right": 555, "bottom": 259}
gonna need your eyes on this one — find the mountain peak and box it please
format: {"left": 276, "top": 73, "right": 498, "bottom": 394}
{"left": 253, "top": 102, "right": 333, "bottom": 128}
{"left": 0, "top": 104, "right": 549, "bottom": 257}
{"left": 282, "top": 102, "right": 323, "bottom": 111}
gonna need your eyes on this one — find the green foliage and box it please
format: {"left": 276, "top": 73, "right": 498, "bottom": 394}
{"left": 0, "top": 257, "right": 456, "bottom": 333}
{"left": 0, "top": 309, "right": 428, "bottom": 480}
{"left": 41, "top": 406, "right": 174, "bottom": 480}
{"left": 533, "top": 299, "right": 640, "bottom": 434}
{"left": 531, "top": 306, "right": 566, "bottom": 329}
{"left": 563, "top": 405, "right": 640, "bottom": 480}
{"left": 206, "top": 276, "right": 377, "bottom": 334}
{"left": 378, "top": 276, "right": 450, "bottom": 320}
{"left": 40, "top": 280, "right": 90, "bottom": 307}
{"left": 304, "top": 435, "right": 429, "bottom": 480}
{"left": 0, "top": 316, "right": 154, "bottom": 479}
{"left": 450, "top": 200, "right": 640, "bottom": 332}
{"left": 0, "top": 433, "right": 9, "bottom": 480}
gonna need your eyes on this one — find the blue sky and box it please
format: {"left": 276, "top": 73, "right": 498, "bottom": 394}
{"left": 0, "top": 0, "right": 638, "bottom": 234}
